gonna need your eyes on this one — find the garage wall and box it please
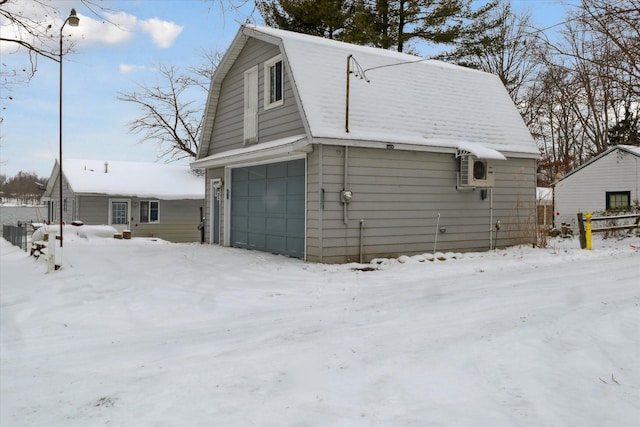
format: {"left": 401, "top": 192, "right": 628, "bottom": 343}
{"left": 307, "top": 145, "right": 536, "bottom": 263}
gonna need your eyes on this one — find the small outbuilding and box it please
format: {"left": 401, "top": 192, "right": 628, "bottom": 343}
{"left": 554, "top": 145, "right": 640, "bottom": 229}
{"left": 42, "top": 159, "right": 204, "bottom": 243}
{"left": 192, "top": 25, "right": 540, "bottom": 263}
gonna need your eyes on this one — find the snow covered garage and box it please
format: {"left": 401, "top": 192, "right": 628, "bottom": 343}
{"left": 192, "top": 25, "right": 539, "bottom": 263}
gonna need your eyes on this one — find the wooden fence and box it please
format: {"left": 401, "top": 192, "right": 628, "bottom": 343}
{"left": 577, "top": 212, "right": 640, "bottom": 249}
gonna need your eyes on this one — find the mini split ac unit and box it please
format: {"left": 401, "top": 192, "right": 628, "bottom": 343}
{"left": 459, "top": 156, "right": 495, "bottom": 188}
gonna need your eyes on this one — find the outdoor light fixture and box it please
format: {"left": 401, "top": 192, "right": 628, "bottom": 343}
{"left": 59, "top": 8, "right": 79, "bottom": 248}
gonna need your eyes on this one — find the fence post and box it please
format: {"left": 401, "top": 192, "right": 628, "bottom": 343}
{"left": 577, "top": 212, "right": 585, "bottom": 249}
{"left": 585, "top": 211, "right": 592, "bottom": 250}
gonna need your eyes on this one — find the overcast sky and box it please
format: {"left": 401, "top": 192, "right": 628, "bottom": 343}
{"left": 0, "top": 0, "right": 578, "bottom": 179}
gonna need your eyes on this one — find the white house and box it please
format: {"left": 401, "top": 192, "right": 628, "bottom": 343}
{"left": 553, "top": 145, "right": 640, "bottom": 228}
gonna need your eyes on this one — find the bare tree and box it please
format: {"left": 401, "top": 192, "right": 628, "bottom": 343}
{"left": 525, "top": 0, "right": 639, "bottom": 186}
{"left": 0, "top": 0, "right": 81, "bottom": 88}
{"left": 579, "top": 0, "right": 640, "bottom": 97}
{"left": 117, "top": 51, "right": 222, "bottom": 161}
{"left": 464, "top": 1, "right": 542, "bottom": 112}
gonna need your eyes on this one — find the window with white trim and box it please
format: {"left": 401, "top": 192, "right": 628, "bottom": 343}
{"left": 264, "top": 55, "right": 283, "bottom": 109}
{"left": 140, "top": 200, "right": 160, "bottom": 223}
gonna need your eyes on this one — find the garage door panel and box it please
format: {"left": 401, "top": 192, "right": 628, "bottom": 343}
{"left": 287, "top": 218, "right": 304, "bottom": 233}
{"left": 230, "top": 159, "right": 305, "bottom": 258}
{"left": 249, "top": 180, "right": 266, "bottom": 197}
{"left": 267, "top": 217, "right": 286, "bottom": 233}
{"left": 266, "top": 235, "right": 285, "bottom": 252}
{"left": 233, "top": 168, "right": 249, "bottom": 181}
{"left": 287, "top": 199, "right": 304, "bottom": 216}
{"left": 248, "top": 232, "right": 266, "bottom": 249}
{"left": 288, "top": 180, "right": 305, "bottom": 195}
{"left": 267, "top": 162, "right": 287, "bottom": 179}
{"left": 233, "top": 181, "right": 249, "bottom": 197}
{"left": 267, "top": 197, "right": 286, "bottom": 214}
{"left": 249, "top": 198, "right": 265, "bottom": 213}
{"left": 232, "top": 199, "right": 249, "bottom": 215}
{"left": 249, "top": 165, "right": 267, "bottom": 180}
{"left": 287, "top": 237, "right": 304, "bottom": 255}
{"left": 248, "top": 216, "right": 266, "bottom": 232}
{"left": 288, "top": 160, "right": 305, "bottom": 176}
{"left": 267, "top": 180, "right": 287, "bottom": 196}
{"left": 232, "top": 230, "right": 248, "bottom": 246}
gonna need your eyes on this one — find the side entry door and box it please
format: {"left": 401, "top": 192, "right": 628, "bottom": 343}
{"left": 109, "top": 199, "right": 130, "bottom": 232}
{"left": 211, "top": 179, "right": 222, "bottom": 245}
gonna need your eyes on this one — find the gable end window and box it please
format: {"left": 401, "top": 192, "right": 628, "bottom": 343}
{"left": 264, "top": 55, "right": 283, "bottom": 110}
{"left": 605, "top": 191, "right": 630, "bottom": 210}
{"left": 140, "top": 200, "right": 160, "bottom": 223}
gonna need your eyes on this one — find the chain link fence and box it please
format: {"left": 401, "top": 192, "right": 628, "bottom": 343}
{"left": 2, "top": 223, "right": 28, "bottom": 251}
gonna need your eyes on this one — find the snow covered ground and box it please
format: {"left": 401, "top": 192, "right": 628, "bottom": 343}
{"left": 1, "top": 226, "right": 639, "bottom": 426}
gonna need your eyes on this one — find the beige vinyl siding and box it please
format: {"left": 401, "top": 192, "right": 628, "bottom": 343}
{"left": 134, "top": 199, "right": 202, "bottom": 243}
{"left": 72, "top": 195, "right": 202, "bottom": 243}
{"left": 206, "top": 38, "right": 305, "bottom": 156}
{"left": 307, "top": 146, "right": 536, "bottom": 263}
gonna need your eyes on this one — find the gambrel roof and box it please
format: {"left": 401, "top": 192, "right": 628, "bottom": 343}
{"left": 43, "top": 159, "right": 204, "bottom": 200}
{"left": 196, "top": 25, "right": 538, "bottom": 161}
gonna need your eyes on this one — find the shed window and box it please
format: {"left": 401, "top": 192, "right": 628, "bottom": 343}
{"left": 605, "top": 191, "right": 630, "bottom": 210}
{"left": 140, "top": 200, "right": 159, "bottom": 223}
{"left": 264, "top": 55, "right": 283, "bottom": 109}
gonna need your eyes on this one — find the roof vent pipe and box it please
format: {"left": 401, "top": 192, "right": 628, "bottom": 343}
{"left": 104, "top": 161, "right": 109, "bottom": 173}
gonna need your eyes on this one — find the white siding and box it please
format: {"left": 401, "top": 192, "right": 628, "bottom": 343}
{"left": 554, "top": 149, "right": 640, "bottom": 228}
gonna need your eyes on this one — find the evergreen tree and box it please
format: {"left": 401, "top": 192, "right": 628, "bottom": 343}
{"left": 257, "top": 0, "right": 502, "bottom": 55}
{"left": 608, "top": 106, "right": 639, "bottom": 146}
{"left": 256, "top": 0, "right": 353, "bottom": 39}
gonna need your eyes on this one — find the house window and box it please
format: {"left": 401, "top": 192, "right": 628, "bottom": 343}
{"left": 63, "top": 198, "right": 67, "bottom": 212}
{"left": 244, "top": 65, "right": 258, "bottom": 144}
{"left": 264, "top": 55, "right": 283, "bottom": 109}
{"left": 606, "top": 191, "right": 630, "bottom": 210}
{"left": 140, "top": 200, "right": 160, "bottom": 223}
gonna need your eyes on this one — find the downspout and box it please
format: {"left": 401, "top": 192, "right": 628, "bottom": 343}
{"left": 343, "top": 146, "right": 349, "bottom": 225}
{"left": 359, "top": 219, "right": 365, "bottom": 263}
{"left": 318, "top": 144, "right": 324, "bottom": 263}
{"left": 489, "top": 187, "right": 493, "bottom": 250}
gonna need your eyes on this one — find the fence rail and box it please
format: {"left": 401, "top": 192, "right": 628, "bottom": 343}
{"left": 2, "top": 224, "right": 28, "bottom": 251}
{"left": 577, "top": 212, "right": 640, "bottom": 249}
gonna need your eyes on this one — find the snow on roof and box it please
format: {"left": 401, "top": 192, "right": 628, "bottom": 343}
{"left": 619, "top": 145, "right": 640, "bottom": 156}
{"left": 61, "top": 159, "right": 204, "bottom": 200}
{"left": 241, "top": 25, "right": 538, "bottom": 157}
{"left": 557, "top": 145, "right": 640, "bottom": 182}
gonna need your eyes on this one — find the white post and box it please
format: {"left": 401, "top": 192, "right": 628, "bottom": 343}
{"left": 47, "top": 231, "right": 57, "bottom": 272}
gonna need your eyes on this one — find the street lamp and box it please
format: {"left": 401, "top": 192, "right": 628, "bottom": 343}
{"left": 59, "top": 8, "right": 79, "bottom": 247}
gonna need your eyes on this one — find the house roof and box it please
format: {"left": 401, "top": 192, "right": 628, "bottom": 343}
{"left": 44, "top": 159, "right": 204, "bottom": 200}
{"left": 555, "top": 145, "right": 640, "bottom": 183}
{"left": 197, "top": 25, "right": 539, "bottom": 161}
